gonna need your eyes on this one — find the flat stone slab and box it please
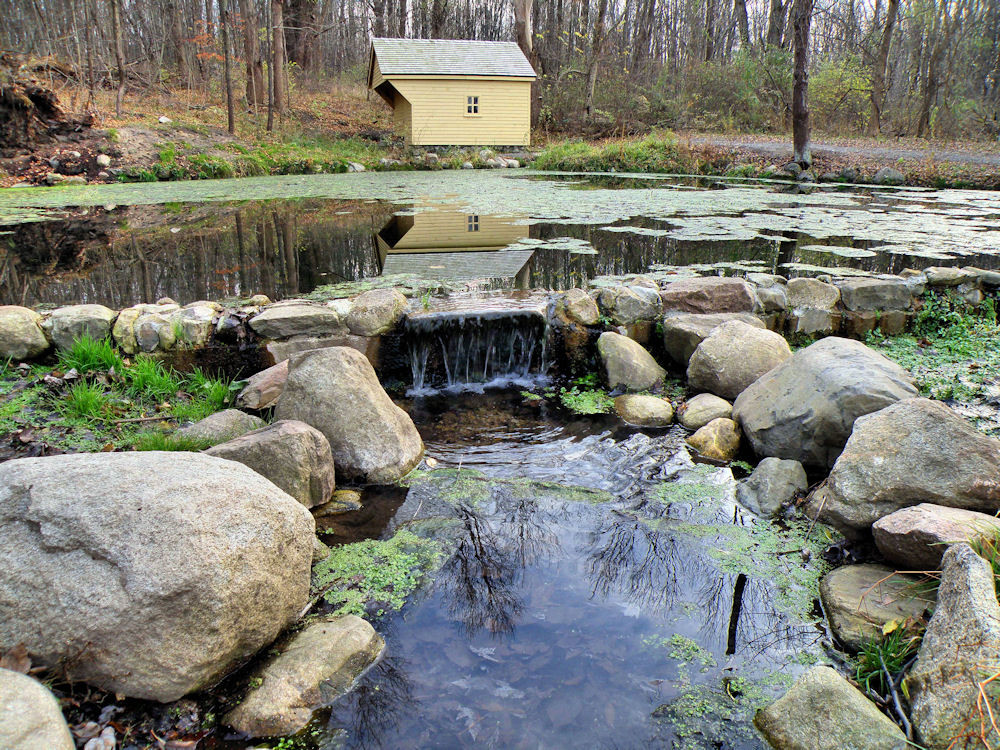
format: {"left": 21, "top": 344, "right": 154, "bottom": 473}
{"left": 873, "top": 503, "right": 1000, "bottom": 570}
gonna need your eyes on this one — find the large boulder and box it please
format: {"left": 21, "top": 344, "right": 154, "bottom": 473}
{"left": 0, "top": 307, "right": 49, "bottom": 360}
{"left": 44, "top": 304, "right": 117, "bottom": 349}
{"left": 175, "top": 409, "right": 266, "bottom": 444}
{"left": 819, "top": 564, "right": 934, "bottom": 651}
{"left": 754, "top": 665, "right": 908, "bottom": 750}
{"left": 659, "top": 277, "right": 757, "bottom": 314}
{"left": 732, "top": 337, "right": 918, "bottom": 469}
{"left": 736, "top": 457, "right": 807, "bottom": 516}
{"left": 250, "top": 303, "right": 345, "bottom": 340}
{"left": 596, "top": 332, "right": 665, "bottom": 392}
{"left": 805, "top": 399, "right": 1000, "bottom": 534}
{"left": 596, "top": 285, "right": 661, "bottom": 325}
{"left": 873, "top": 504, "right": 1000, "bottom": 571}
{"left": 686, "top": 418, "right": 740, "bottom": 461}
{"left": 677, "top": 393, "right": 732, "bottom": 430}
{"left": 345, "top": 288, "right": 407, "bottom": 336}
{"left": 236, "top": 360, "right": 289, "bottom": 410}
{"left": 206, "top": 420, "right": 336, "bottom": 508}
{"left": 224, "top": 616, "right": 384, "bottom": 737}
{"left": 661, "top": 312, "right": 765, "bottom": 365}
{"left": 275, "top": 347, "right": 424, "bottom": 483}
{"left": 686, "top": 320, "right": 792, "bottom": 400}
{"left": 264, "top": 332, "right": 379, "bottom": 367}
{"left": 907, "top": 544, "right": 1000, "bottom": 749}
{"left": 0, "top": 668, "right": 74, "bottom": 750}
{"left": 0, "top": 452, "right": 315, "bottom": 702}
{"left": 836, "top": 277, "right": 912, "bottom": 311}
{"left": 613, "top": 394, "right": 673, "bottom": 427}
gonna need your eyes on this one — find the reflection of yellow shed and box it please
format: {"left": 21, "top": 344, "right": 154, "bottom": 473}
{"left": 375, "top": 211, "right": 533, "bottom": 284}
{"left": 367, "top": 38, "right": 536, "bottom": 147}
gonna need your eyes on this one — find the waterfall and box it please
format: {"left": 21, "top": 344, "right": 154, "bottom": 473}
{"left": 404, "top": 310, "right": 550, "bottom": 395}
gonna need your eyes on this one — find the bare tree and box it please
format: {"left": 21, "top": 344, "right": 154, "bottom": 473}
{"left": 109, "top": 0, "right": 126, "bottom": 116}
{"left": 271, "top": 0, "right": 288, "bottom": 115}
{"left": 867, "top": 0, "right": 899, "bottom": 134}
{"left": 239, "top": 0, "right": 266, "bottom": 108}
{"left": 790, "top": 0, "right": 814, "bottom": 163}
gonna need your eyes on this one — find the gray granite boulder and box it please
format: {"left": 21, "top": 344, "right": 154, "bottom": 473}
{"left": 275, "top": 347, "right": 424, "bottom": 483}
{"left": 733, "top": 337, "right": 918, "bottom": 469}
{"left": 660, "top": 277, "right": 757, "bottom": 314}
{"left": 0, "top": 669, "right": 74, "bottom": 750}
{"left": 873, "top": 166, "right": 905, "bottom": 186}
{"left": 556, "top": 288, "right": 599, "bottom": 326}
{"left": 0, "top": 306, "right": 49, "bottom": 360}
{"left": 677, "top": 393, "right": 732, "bottom": 430}
{"left": 224, "top": 616, "right": 384, "bottom": 737}
{"left": 836, "top": 277, "right": 912, "bottom": 311}
{"left": 805, "top": 398, "right": 1000, "bottom": 534}
{"left": 206, "top": 420, "right": 336, "bottom": 508}
{"left": 907, "top": 544, "right": 1000, "bottom": 749}
{"left": 597, "top": 332, "right": 665, "bottom": 392}
{"left": 736, "top": 457, "right": 807, "bottom": 516}
{"left": 250, "top": 303, "right": 345, "bottom": 339}
{"left": 819, "top": 564, "right": 934, "bottom": 650}
{"left": 686, "top": 320, "right": 792, "bottom": 399}
{"left": 755, "top": 665, "right": 908, "bottom": 749}
{"left": 873, "top": 504, "right": 1000, "bottom": 570}
{"left": 176, "top": 409, "right": 266, "bottom": 444}
{"left": 661, "top": 312, "right": 765, "bottom": 365}
{"left": 596, "top": 285, "right": 662, "bottom": 325}
{"left": 45, "top": 304, "right": 117, "bottom": 349}
{"left": 345, "top": 288, "right": 407, "bottom": 336}
{"left": 0, "top": 452, "right": 314, "bottom": 702}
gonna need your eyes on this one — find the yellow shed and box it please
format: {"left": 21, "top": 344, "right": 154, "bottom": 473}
{"left": 367, "top": 38, "right": 537, "bottom": 147}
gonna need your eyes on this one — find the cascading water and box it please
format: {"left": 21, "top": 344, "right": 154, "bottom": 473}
{"left": 404, "top": 310, "right": 550, "bottom": 394}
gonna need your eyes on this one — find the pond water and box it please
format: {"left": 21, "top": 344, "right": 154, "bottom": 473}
{"left": 313, "top": 392, "right": 835, "bottom": 750}
{"left": 2, "top": 171, "right": 1000, "bottom": 307}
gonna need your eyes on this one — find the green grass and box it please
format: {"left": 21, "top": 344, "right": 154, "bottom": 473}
{"left": 57, "top": 337, "right": 124, "bottom": 374}
{"left": 132, "top": 431, "right": 216, "bottom": 452}
{"left": 62, "top": 382, "right": 110, "bottom": 421}
{"left": 0, "top": 336, "right": 238, "bottom": 453}
{"left": 533, "top": 133, "right": 698, "bottom": 174}
{"left": 854, "top": 626, "right": 921, "bottom": 697}
{"left": 868, "top": 293, "right": 1000, "bottom": 430}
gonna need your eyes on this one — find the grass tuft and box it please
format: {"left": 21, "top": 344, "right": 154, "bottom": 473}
{"left": 132, "top": 431, "right": 216, "bottom": 452}
{"left": 62, "top": 382, "right": 110, "bottom": 421}
{"left": 58, "top": 337, "right": 124, "bottom": 374}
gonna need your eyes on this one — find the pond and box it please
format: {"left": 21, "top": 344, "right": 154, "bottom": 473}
{"left": 2, "top": 171, "right": 1000, "bottom": 307}
{"left": 310, "top": 392, "right": 835, "bottom": 750}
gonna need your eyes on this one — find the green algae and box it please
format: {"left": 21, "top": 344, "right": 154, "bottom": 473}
{"left": 311, "top": 529, "right": 443, "bottom": 618}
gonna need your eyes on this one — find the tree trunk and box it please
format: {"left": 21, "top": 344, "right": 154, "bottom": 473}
{"left": 430, "top": 0, "right": 447, "bottom": 37}
{"left": 239, "top": 0, "right": 266, "bottom": 107}
{"left": 705, "top": 0, "right": 716, "bottom": 61}
{"left": 221, "top": 0, "right": 236, "bottom": 133}
{"left": 514, "top": 0, "right": 532, "bottom": 59}
{"left": 109, "top": 0, "right": 126, "bottom": 116}
{"left": 734, "top": 0, "right": 750, "bottom": 50}
{"left": 867, "top": 0, "right": 899, "bottom": 135}
{"left": 766, "top": 0, "right": 786, "bottom": 48}
{"left": 271, "top": 0, "right": 288, "bottom": 115}
{"left": 584, "top": 0, "right": 609, "bottom": 120}
{"left": 790, "top": 0, "right": 814, "bottom": 164}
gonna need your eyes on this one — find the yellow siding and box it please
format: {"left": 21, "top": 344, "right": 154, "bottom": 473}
{"left": 389, "top": 78, "right": 531, "bottom": 146}
{"left": 392, "top": 91, "right": 412, "bottom": 140}
{"left": 370, "top": 57, "right": 384, "bottom": 88}
{"left": 391, "top": 212, "right": 527, "bottom": 251}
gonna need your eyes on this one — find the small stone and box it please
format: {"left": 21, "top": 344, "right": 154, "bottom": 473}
{"left": 872, "top": 166, "right": 905, "bottom": 185}
{"left": 613, "top": 394, "right": 673, "bottom": 427}
{"left": 158, "top": 115, "right": 172, "bottom": 123}
{"left": 686, "top": 320, "right": 792, "bottom": 400}
{"left": 786, "top": 277, "right": 841, "bottom": 311}
{"left": 461, "top": 161, "right": 474, "bottom": 169}
{"left": 736, "top": 457, "right": 807, "bottom": 516}
{"left": 557, "top": 288, "right": 599, "bottom": 326}
{"left": 345, "top": 288, "right": 407, "bottom": 336}
{"left": 685, "top": 418, "right": 740, "bottom": 461}
{"left": 678, "top": 393, "right": 733, "bottom": 430}
{"left": 782, "top": 162, "right": 803, "bottom": 177}
{"left": 755, "top": 665, "right": 908, "bottom": 749}
{"left": 347, "top": 161, "right": 366, "bottom": 172}
{"left": 314, "top": 489, "right": 363, "bottom": 517}
{"left": 237, "top": 360, "right": 289, "bottom": 410}
{"left": 312, "top": 536, "right": 331, "bottom": 563}
{"left": 923, "top": 266, "right": 976, "bottom": 287}
{"left": 0, "top": 306, "right": 49, "bottom": 360}
{"left": 819, "top": 564, "right": 934, "bottom": 651}
{"left": 248, "top": 294, "right": 272, "bottom": 306}
{"left": 95, "top": 153, "right": 111, "bottom": 168}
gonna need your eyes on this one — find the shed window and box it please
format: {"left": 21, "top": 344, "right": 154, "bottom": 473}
{"left": 466, "top": 95, "right": 479, "bottom": 115}
{"left": 467, "top": 215, "right": 480, "bottom": 232}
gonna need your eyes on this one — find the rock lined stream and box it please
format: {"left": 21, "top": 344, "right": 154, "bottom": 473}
{"left": 314, "top": 392, "right": 831, "bottom": 749}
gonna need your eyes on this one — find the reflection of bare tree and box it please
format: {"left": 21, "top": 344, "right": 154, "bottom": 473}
{"left": 433, "top": 497, "right": 559, "bottom": 639}
{"left": 328, "top": 652, "right": 415, "bottom": 750}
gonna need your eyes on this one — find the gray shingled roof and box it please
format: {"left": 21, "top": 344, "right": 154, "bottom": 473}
{"left": 371, "top": 38, "right": 536, "bottom": 78}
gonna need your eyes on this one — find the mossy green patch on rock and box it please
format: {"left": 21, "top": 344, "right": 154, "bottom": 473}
{"left": 311, "top": 529, "right": 443, "bottom": 618}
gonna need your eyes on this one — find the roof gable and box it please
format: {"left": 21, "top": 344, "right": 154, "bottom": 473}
{"left": 370, "top": 38, "right": 536, "bottom": 80}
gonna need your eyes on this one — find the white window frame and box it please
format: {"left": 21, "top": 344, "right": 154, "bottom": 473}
{"left": 466, "top": 95, "right": 480, "bottom": 116}
{"left": 467, "top": 215, "right": 480, "bottom": 232}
